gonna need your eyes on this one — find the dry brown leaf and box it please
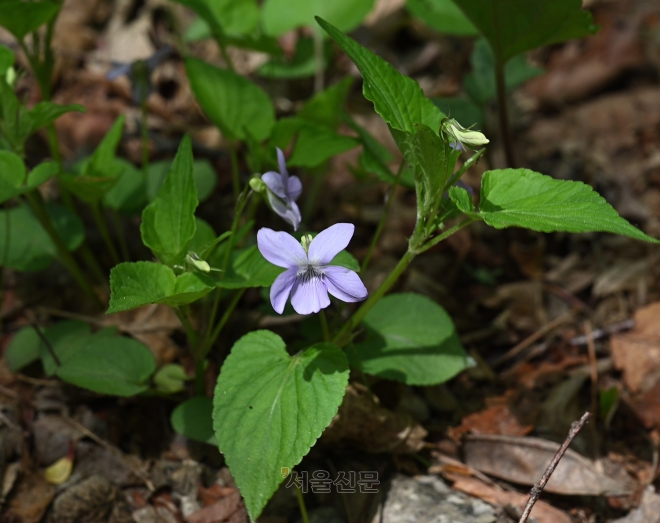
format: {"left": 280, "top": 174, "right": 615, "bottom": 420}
{"left": 452, "top": 476, "right": 572, "bottom": 523}
{"left": 464, "top": 434, "right": 633, "bottom": 496}
{"left": 612, "top": 486, "right": 660, "bottom": 523}
{"left": 4, "top": 471, "right": 56, "bottom": 523}
{"left": 611, "top": 302, "right": 660, "bottom": 393}
{"left": 185, "top": 490, "right": 247, "bottom": 523}
{"left": 321, "top": 384, "right": 427, "bottom": 454}
{"left": 447, "top": 396, "right": 534, "bottom": 440}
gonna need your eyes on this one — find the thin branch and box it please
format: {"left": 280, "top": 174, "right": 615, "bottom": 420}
{"left": 31, "top": 323, "right": 61, "bottom": 367}
{"left": 518, "top": 412, "right": 591, "bottom": 523}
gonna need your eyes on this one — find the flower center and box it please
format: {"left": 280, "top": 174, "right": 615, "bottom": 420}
{"left": 297, "top": 264, "right": 324, "bottom": 283}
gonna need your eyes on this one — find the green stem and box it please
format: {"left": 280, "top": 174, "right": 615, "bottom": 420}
{"left": 319, "top": 310, "right": 330, "bottom": 342}
{"left": 174, "top": 306, "right": 199, "bottom": 354}
{"left": 418, "top": 217, "right": 477, "bottom": 254}
{"left": 443, "top": 148, "right": 485, "bottom": 193}
{"left": 333, "top": 250, "right": 415, "bottom": 347}
{"left": 229, "top": 140, "right": 240, "bottom": 200}
{"left": 302, "top": 165, "right": 325, "bottom": 223}
{"left": 25, "top": 191, "right": 101, "bottom": 308}
{"left": 218, "top": 39, "right": 235, "bottom": 72}
{"left": 205, "top": 288, "right": 245, "bottom": 354}
{"left": 313, "top": 27, "right": 325, "bottom": 93}
{"left": 140, "top": 100, "right": 150, "bottom": 178}
{"left": 295, "top": 482, "right": 310, "bottom": 523}
{"left": 111, "top": 209, "right": 130, "bottom": 262}
{"left": 90, "top": 202, "right": 121, "bottom": 265}
{"left": 495, "top": 58, "right": 516, "bottom": 168}
{"left": 78, "top": 243, "right": 108, "bottom": 284}
{"left": 361, "top": 162, "right": 404, "bottom": 272}
{"left": 194, "top": 359, "right": 205, "bottom": 396}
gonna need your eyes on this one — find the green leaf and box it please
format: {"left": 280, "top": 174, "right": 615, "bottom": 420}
{"left": 186, "top": 58, "right": 275, "bottom": 141}
{"left": 0, "top": 203, "right": 84, "bottom": 271}
{"left": 56, "top": 336, "right": 156, "bottom": 396}
{"left": 0, "top": 0, "right": 61, "bottom": 40}
{"left": 464, "top": 38, "right": 543, "bottom": 105}
{"left": 107, "top": 262, "right": 176, "bottom": 314}
{"left": 153, "top": 364, "right": 189, "bottom": 394}
{"left": 213, "top": 331, "right": 349, "bottom": 520}
{"left": 448, "top": 185, "right": 474, "bottom": 214}
{"left": 161, "top": 271, "right": 214, "bottom": 306}
{"left": 348, "top": 293, "right": 471, "bottom": 385}
{"left": 147, "top": 159, "right": 217, "bottom": 203}
{"left": 0, "top": 44, "right": 14, "bottom": 76}
{"left": 103, "top": 159, "right": 147, "bottom": 214}
{"left": 188, "top": 217, "right": 219, "bottom": 256}
{"left": 84, "top": 116, "right": 125, "bottom": 177}
{"left": 432, "top": 97, "right": 483, "bottom": 129}
{"left": 214, "top": 245, "right": 284, "bottom": 289}
{"left": 263, "top": 0, "right": 374, "bottom": 36}
{"left": 27, "top": 160, "right": 59, "bottom": 189}
{"left": 172, "top": 397, "right": 217, "bottom": 444}
{"left": 288, "top": 125, "right": 359, "bottom": 168}
{"left": 317, "top": 17, "right": 445, "bottom": 136}
{"left": 452, "top": 0, "right": 598, "bottom": 63}
{"left": 141, "top": 135, "right": 198, "bottom": 265}
{"left": 6, "top": 327, "right": 41, "bottom": 372}
{"left": 298, "top": 77, "right": 353, "bottom": 128}
{"left": 329, "top": 250, "right": 360, "bottom": 272}
{"left": 0, "top": 150, "right": 26, "bottom": 204}
{"left": 171, "top": 0, "right": 259, "bottom": 37}
{"left": 28, "top": 102, "right": 85, "bottom": 136}
{"left": 478, "top": 169, "right": 659, "bottom": 242}
{"left": 407, "top": 0, "right": 477, "bottom": 36}
{"left": 38, "top": 321, "right": 92, "bottom": 376}
{"left": 258, "top": 37, "right": 328, "bottom": 79}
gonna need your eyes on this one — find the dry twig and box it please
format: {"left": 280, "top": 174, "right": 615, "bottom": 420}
{"left": 518, "top": 412, "right": 591, "bottom": 523}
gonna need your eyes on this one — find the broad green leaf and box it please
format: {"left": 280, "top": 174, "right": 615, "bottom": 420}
{"left": 172, "top": 397, "right": 217, "bottom": 444}
{"left": 288, "top": 125, "right": 359, "bottom": 168}
{"left": 171, "top": 0, "right": 259, "bottom": 37}
{"left": 186, "top": 58, "right": 275, "bottom": 141}
{"left": 0, "top": 150, "right": 26, "bottom": 203}
{"left": 348, "top": 293, "right": 471, "bottom": 385}
{"left": 214, "top": 245, "right": 283, "bottom": 289}
{"left": 56, "top": 336, "right": 156, "bottom": 396}
{"left": 329, "top": 250, "right": 360, "bottom": 272}
{"left": 407, "top": 0, "right": 477, "bottom": 36}
{"left": 263, "top": 0, "right": 374, "bottom": 36}
{"left": 146, "top": 159, "right": 217, "bottom": 203}
{"left": 478, "top": 169, "right": 659, "bottom": 242}
{"left": 38, "top": 321, "right": 92, "bottom": 376}
{"left": 0, "top": 0, "right": 60, "bottom": 40}
{"left": 5, "top": 327, "right": 41, "bottom": 372}
{"left": 298, "top": 77, "right": 353, "bottom": 128}
{"left": 27, "top": 160, "right": 58, "bottom": 189}
{"left": 188, "top": 217, "right": 218, "bottom": 255}
{"left": 464, "top": 38, "right": 543, "bottom": 105}
{"left": 317, "top": 18, "right": 445, "bottom": 136}
{"left": 107, "top": 261, "right": 214, "bottom": 313}
{"left": 28, "top": 102, "right": 85, "bottom": 136}
{"left": 0, "top": 44, "right": 14, "bottom": 75}
{"left": 108, "top": 262, "right": 176, "bottom": 314}
{"left": 452, "top": 0, "right": 598, "bottom": 63}
{"left": 213, "top": 330, "right": 349, "bottom": 520}
{"left": 0, "top": 203, "right": 84, "bottom": 271}
{"left": 154, "top": 364, "right": 190, "bottom": 394}
{"left": 258, "top": 37, "right": 328, "bottom": 79}
{"left": 103, "top": 159, "right": 147, "bottom": 214}
{"left": 141, "top": 135, "right": 198, "bottom": 264}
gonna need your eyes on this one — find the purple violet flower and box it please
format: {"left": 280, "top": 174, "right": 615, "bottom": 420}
{"left": 261, "top": 148, "right": 302, "bottom": 230}
{"left": 257, "top": 223, "right": 368, "bottom": 315}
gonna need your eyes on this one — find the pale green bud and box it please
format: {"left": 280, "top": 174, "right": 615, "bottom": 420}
{"left": 443, "top": 119, "right": 489, "bottom": 150}
{"left": 5, "top": 66, "right": 15, "bottom": 87}
{"left": 249, "top": 176, "right": 267, "bottom": 194}
{"left": 185, "top": 252, "right": 211, "bottom": 273}
{"left": 300, "top": 233, "right": 313, "bottom": 253}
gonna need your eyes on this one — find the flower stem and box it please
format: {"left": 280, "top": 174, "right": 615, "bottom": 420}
{"left": 495, "top": 58, "right": 516, "bottom": 168}
{"left": 25, "top": 191, "right": 101, "bottom": 308}
{"left": 295, "top": 482, "right": 310, "bottom": 523}
{"left": 319, "top": 310, "right": 330, "bottom": 342}
{"left": 229, "top": 140, "right": 241, "bottom": 200}
{"left": 205, "top": 288, "right": 245, "bottom": 354}
{"left": 140, "top": 100, "right": 150, "bottom": 178}
{"left": 90, "top": 202, "right": 121, "bottom": 265}
{"left": 111, "top": 209, "right": 130, "bottom": 261}
{"left": 313, "top": 27, "right": 325, "bottom": 94}
{"left": 361, "top": 162, "right": 404, "bottom": 272}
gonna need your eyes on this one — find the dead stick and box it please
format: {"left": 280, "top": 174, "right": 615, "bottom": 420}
{"left": 518, "top": 412, "right": 591, "bottom": 523}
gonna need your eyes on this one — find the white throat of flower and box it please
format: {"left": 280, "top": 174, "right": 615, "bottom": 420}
{"left": 298, "top": 233, "right": 324, "bottom": 282}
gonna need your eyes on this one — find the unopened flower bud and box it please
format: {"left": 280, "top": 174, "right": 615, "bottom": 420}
{"left": 442, "top": 119, "right": 489, "bottom": 151}
{"left": 185, "top": 252, "right": 211, "bottom": 273}
{"left": 249, "top": 176, "right": 267, "bottom": 194}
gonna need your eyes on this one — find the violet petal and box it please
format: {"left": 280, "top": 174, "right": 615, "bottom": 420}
{"left": 323, "top": 266, "right": 368, "bottom": 302}
{"left": 257, "top": 228, "right": 306, "bottom": 268}
{"left": 290, "top": 276, "right": 330, "bottom": 315}
{"left": 270, "top": 268, "right": 297, "bottom": 314}
{"left": 308, "top": 223, "right": 354, "bottom": 264}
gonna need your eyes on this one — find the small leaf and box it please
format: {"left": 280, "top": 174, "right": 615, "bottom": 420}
{"left": 107, "top": 262, "right": 176, "bottom": 314}
{"left": 297, "top": 77, "right": 353, "bottom": 128}
{"left": 5, "top": 327, "right": 41, "bottom": 372}
{"left": 141, "top": 135, "right": 198, "bottom": 265}
{"left": 146, "top": 159, "right": 217, "bottom": 203}
{"left": 317, "top": 17, "right": 445, "bottom": 135}
{"left": 263, "top": 0, "right": 374, "bottom": 36}
{"left": 172, "top": 396, "right": 217, "bottom": 444}
{"left": 27, "top": 102, "right": 85, "bottom": 137}
{"left": 288, "top": 125, "right": 359, "bottom": 168}
{"left": 44, "top": 455, "right": 73, "bottom": 485}
{"left": 171, "top": 0, "right": 259, "bottom": 37}
{"left": 449, "top": 185, "right": 475, "bottom": 214}
{"left": 329, "top": 250, "right": 360, "bottom": 272}
{"left": 57, "top": 336, "right": 156, "bottom": 396}
{"left": 161, "top": 272, "right": 214, "bottom": 306}
{"left": 84, "top": 116, "right": 125, "bottom": 177}
{"left": 186, "top": 58, "right": 274, "bottom": 141}
{"left": 0, "top": 44, "right": 14, "bottom": 75}
{"left": 27, "top": 160, "right": 59, "bottom": 189}
{"left": 348, "top": 293, "right": 472, "bottom": 385}
{"left": 258, "top": 37, "right": 328, "bottom": 79}
{"left": 103, "top": 159, "right": 147, "bottom": 214}
{"left": 0, "top": 150, "right": 26, "bottom": 204}
{"left": 153, "top": 364, "right": 190, "bottom": 394}
{"left": 478, "top": 169, "right": 659, "bottom": 242}
{"left": 214, "top": 245, "right": 284, "bottom": 289}
{"left": 452, "top": 0, "right": 598, "bottom": 64}
{"left": 213, "top": 331, "right": 349, "bottom": 520}
{"left": 0, "top": 0, "right": 61, "bottom": 40}
{"left": 407, "top": 0, "right": 477, "bottom": 36}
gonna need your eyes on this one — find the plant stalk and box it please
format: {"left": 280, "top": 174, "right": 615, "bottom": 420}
{"left": 495, "top": 59, "right": 516, "bottom": 168}
{"left": 90, "top": 202, "right": 121, "bottom": 265}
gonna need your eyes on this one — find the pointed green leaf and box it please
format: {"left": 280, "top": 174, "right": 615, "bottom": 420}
{"left": 103, "top": 159, "right": 147, "bottom": 214}
{"left": 213, "top": 331, "right": 349, "bottom": 520}
{"left": 478, "top": 169, "right": 659, "bottom": 242}
{"left": 108, "top": 262, "right": 176, "bottom": 313}
{"left": 6, "top": 327, "right": 41, "bottom": 372}
{"left": 288, "top": 125, "right": 359, "bottom": 168}
{"left": 448, "top": 185, "right": 474, "bottom": 214}
{"left": 407, "top": 0, "right": 477, "bottom": 36}
{"left": 452, "top": 0, "right": 598, "bottom": 63}
{"left": 297, "top": 77, "right": 353, "bottom": 128}
{"left": 27, "top": 102, "right": 85, "bottom": 136}
{"left": 214, "top": 245, "right": 284, "bottom": 289}
{"left": 27, "top": 160, "right": 59, "bottom": 189}
{"left": 263, "top": 0, "right": 374, "bottom": 36}
{"left": 84, "top": 116, "right": 125, "bottom": 177}
{"left": 0, "top": 0, "right": 61, "bottom": 40}
{"left": 172, "top": 397, "right": 217, "bottom": 444}
{"left": 57, "top": 336, "right": 156, "bottom": 396}
{"left": 161, "top": 272, "right": 214, "bottom": 306}
{"left": 171, "top": 0, "right": 259, "bottom": 37}
{"left": 0, "top": 150, "right": 26, "bottom": 203}
{"left": 317, "top": 17, "right": 445, "bottom": 135}
{"left": 141, "top": 135, "right": 198, "bottom": 264}
{"left": 146, "top": 159, "right": 217, "bottom": 203}
{"left": 348, "top": 293, "right": 472, "bottom": 385}
{"left": 186, "top": 58, "right": 275, "bottom": 141}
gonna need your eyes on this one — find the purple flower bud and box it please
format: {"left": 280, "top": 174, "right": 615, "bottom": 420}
{"left": 261, "top": 148, "right": 302, "bottom": 230}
